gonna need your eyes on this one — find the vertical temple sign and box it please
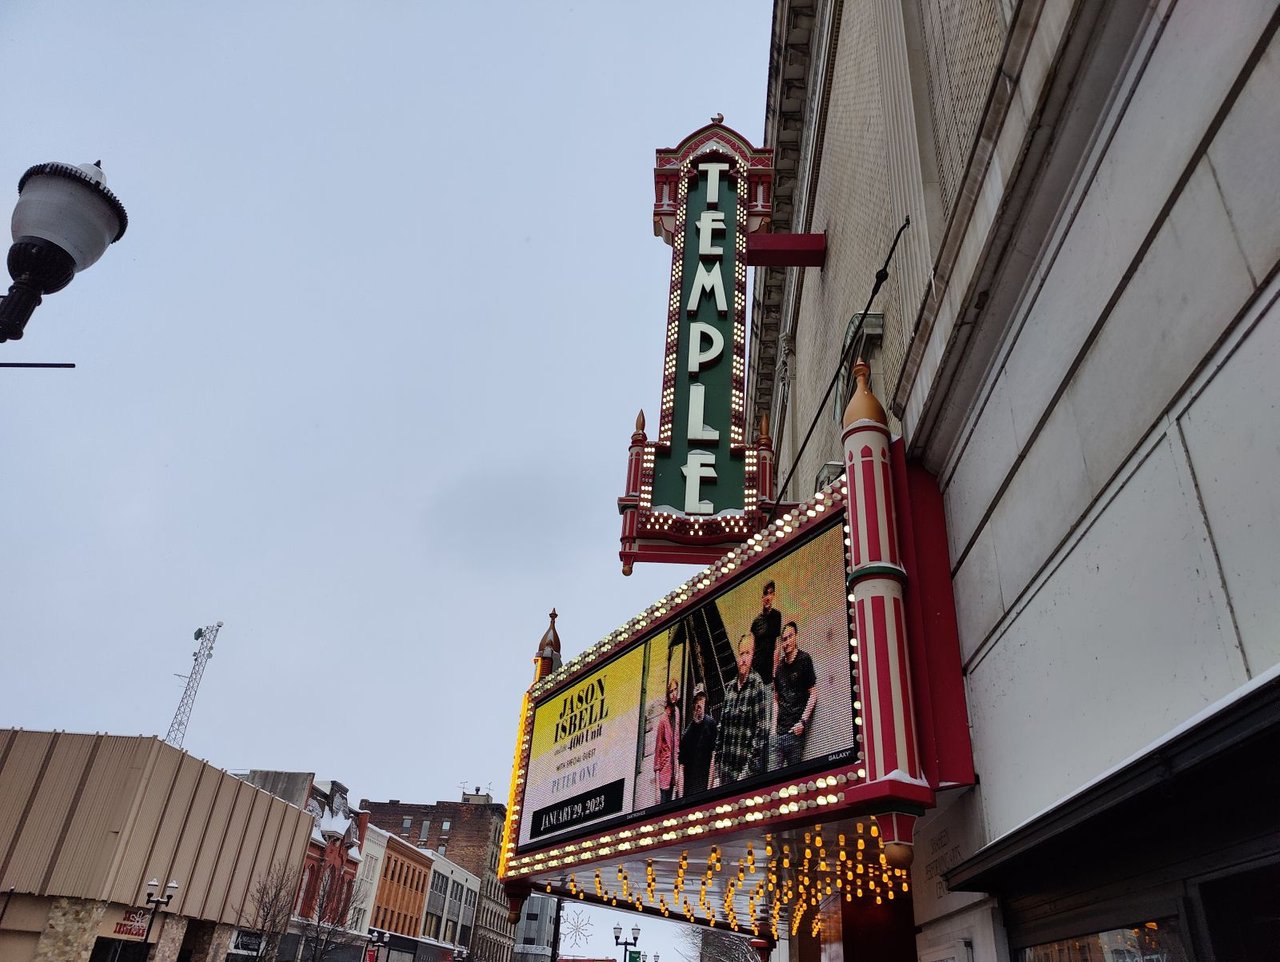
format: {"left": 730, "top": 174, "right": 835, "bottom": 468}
{"left": 679, "top": 161, "right": 735, "bottom": 514}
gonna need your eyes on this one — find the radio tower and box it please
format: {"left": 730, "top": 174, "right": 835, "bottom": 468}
{"left": 165, "top": 621, "right": 223, "bottom": 748}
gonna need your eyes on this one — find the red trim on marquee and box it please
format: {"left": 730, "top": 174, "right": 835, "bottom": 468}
{"left": 892, "top": 594, "right": 918, "bottom": 779}
{"left": 890, "top": 440, "right": 976, "bottom": 788}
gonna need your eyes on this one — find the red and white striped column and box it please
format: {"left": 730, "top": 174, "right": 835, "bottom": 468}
{"left": 842, "top": 360, "right": 922, "bottom": 851}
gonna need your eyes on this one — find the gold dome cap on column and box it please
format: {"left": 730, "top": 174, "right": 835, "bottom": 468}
{"left": 842, "top": 358, "right": 887, "bottom": 427}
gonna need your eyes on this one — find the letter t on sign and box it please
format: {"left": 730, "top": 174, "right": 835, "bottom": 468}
{"left": 681, "top": 450, "right": 717, "bottom": 514}
{"left": 700, "top": 162, "right": 731, "bottom": 205}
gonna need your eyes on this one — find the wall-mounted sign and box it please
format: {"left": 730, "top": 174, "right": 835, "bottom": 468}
{"left": 517, "top": 517, "right": 856, "bottom": 849}
{"left": 230, "top": 930, "right": 264, "bottom": 955}
{"left": 618, "top": 121, "right": 779, "bottom": 573}
{"left": 109, "top": 907, "right": 149, "bottom": 940}
{"left": 520, "top": 646, "right": 647, "bottom": 845}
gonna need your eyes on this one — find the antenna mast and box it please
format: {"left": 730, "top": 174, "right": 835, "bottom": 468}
{"left": 165, "top": 621, "right": 223, "bottom": 748}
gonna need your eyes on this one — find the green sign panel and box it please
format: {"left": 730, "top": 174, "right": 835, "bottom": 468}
{"left": 651, "top": 162, "right": 745, "bottom": 516}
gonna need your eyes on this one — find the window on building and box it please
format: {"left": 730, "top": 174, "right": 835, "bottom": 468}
{"left": 441, "top": 819, "right": 451, "bottom": 832}
{"left": 1020, "top": 919, "right": 1189, "bottom": 962}
{"left": 402, "top": 816, "right": 412, "bottom": 830}
{"left": 420, "top": 818, "right": 430, "bottom": 838}
{"left": 437, "top": 843, "right": 447, "bottom": 854}
{"left": 833, "top": 313, "right": 885, "bottom": 422}
{"left": 297, "top": 865, "right": 312, "bottom": 916}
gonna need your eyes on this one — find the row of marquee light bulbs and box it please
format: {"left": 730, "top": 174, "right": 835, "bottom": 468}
{"left": 549, "top": 821, "right": 909, "bottom": 942}
{"left": 524, "top": 490, "right": 847, "bottom": 709}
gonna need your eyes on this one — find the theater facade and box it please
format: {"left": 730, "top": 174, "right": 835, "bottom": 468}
{"left": 503, "top": 0, "right": 1280, "bottom": 958}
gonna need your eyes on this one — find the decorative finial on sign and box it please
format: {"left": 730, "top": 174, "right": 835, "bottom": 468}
{"left": 533, "top": 609, "right": 562, "bottom": 682}
{"left": 539, "top": 609, "right": 561, "bottom": 654}
{"left": 758, "top": 412, "right": 770, "bottom": 443}
{"left": 635, "top": 409, "right": 646, "bottom": 433}
{"left": 711, "top": 113, "right": 724, "bottom": 124}
{"left": 842, "top": 358, "right": 887, "bottom": 427}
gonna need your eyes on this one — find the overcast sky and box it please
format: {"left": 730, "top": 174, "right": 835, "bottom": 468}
{"left": 3, "top": 0, "right": 770, "bottom": 906}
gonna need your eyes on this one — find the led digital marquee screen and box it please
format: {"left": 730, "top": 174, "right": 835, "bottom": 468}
{"left": 518, "top": 521, "right": 854, "bottom": 848}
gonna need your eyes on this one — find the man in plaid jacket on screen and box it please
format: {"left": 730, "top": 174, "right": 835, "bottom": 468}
{"left": 712, "top": 634, "right": 769, "bottom": 785}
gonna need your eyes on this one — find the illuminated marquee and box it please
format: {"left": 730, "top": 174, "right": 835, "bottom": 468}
{"left": 618, "top": 121, "right": 777, "bottom": 573}
{"left": 517, "top": 518, "right": 857, "bottom": 850}
{"left": 504, "top": 452, "right": 975, "bottom": 932}
{"left": 503, "top": 481, "right": 946, "bottom": 934}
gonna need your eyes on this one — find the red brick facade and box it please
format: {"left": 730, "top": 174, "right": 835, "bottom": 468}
{"left": 360, "top": 791, "right": 513, "bottom": 962}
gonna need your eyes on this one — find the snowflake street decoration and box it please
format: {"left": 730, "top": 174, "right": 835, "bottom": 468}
{"left": 563, "top": 908, "right": 593, "bottom": 949}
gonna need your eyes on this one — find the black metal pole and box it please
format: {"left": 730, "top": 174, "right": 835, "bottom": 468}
{"left": 141, "top": 898, "right": 166, "bottom": 956}
{"left": 768, "top": 215, "right": 911, "bottom": 516}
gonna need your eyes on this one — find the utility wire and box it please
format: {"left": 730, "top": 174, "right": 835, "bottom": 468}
{"left": 768, "top": 215, "right": 911, "bottom": 519}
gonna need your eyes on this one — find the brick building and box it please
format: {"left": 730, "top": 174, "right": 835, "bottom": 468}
{"left": 360, "top": 789, "right": 513, "bottom": 962}
{"left": 240, "top": 772, "right": 368, "bottom": 962}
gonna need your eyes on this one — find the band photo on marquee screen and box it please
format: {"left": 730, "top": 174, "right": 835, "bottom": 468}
{"left": 635, "top": 521, "right": 854, "bottom": 807}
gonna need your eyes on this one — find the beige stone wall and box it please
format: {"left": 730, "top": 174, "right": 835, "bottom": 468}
{"left": 31, "top": 897, "right": 106, "bottom": 962}
{"left": 778, "top": 0, "right": 890, "bottom": 496}
{"left": 209, "top": 923, "right": 234, "bottom": 962}
{"left": 780, "top": 0, "right": 895, "bottom": 499}
{"left": 150, "top": 913, "right": 188, "bottom": 962}
{"left": 916, "top": 0, "right": 1006, "bottom": 221}
{"left": 768, "top": 0, "right": 1010, "bottom": 500}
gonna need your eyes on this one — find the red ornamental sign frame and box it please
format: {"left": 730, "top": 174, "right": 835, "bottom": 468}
{"left": 618, "top": 122, "right": 779, "bottom": 574}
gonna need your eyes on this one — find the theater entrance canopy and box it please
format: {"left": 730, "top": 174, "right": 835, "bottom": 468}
{"left": 501, "top": 444, "right": 974, "bottom": 941}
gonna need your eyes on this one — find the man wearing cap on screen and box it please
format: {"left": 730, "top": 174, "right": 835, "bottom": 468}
{"left": 750, "top": 580, "right": 783, "bottom": 685}
{"left": 679, "top": 683, "right": 717, "bottom": 796}
{"left": 712, "top": 636, "right": 769, "bottom": 785}
{"left": 773, "top": 620, "right": 817, "bottom": 768}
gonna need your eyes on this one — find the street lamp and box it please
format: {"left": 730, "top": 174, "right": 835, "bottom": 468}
{"left": 142, "top": 878, "right": 179, "bottom": 946}
{"left": 612, "top": 922, "right": 640, "bottom": 962}
{"left": 0, "top": 161, "right": 127, "bottom": 342}
{"left": 366, "top": 929, "right": 391, "bottom": 962}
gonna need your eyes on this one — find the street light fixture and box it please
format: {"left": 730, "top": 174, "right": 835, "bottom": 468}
{"left": 142, "top": 878, "right": 179, "bottom": 946}
{"left": 0, "top": 161, "right": 127, "bottom": 342}
{"left": 367, "top": 928, "right": 391, "bottom": 962}
{"left": 612, "top": 922, "right": 640, "bottom": 962}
